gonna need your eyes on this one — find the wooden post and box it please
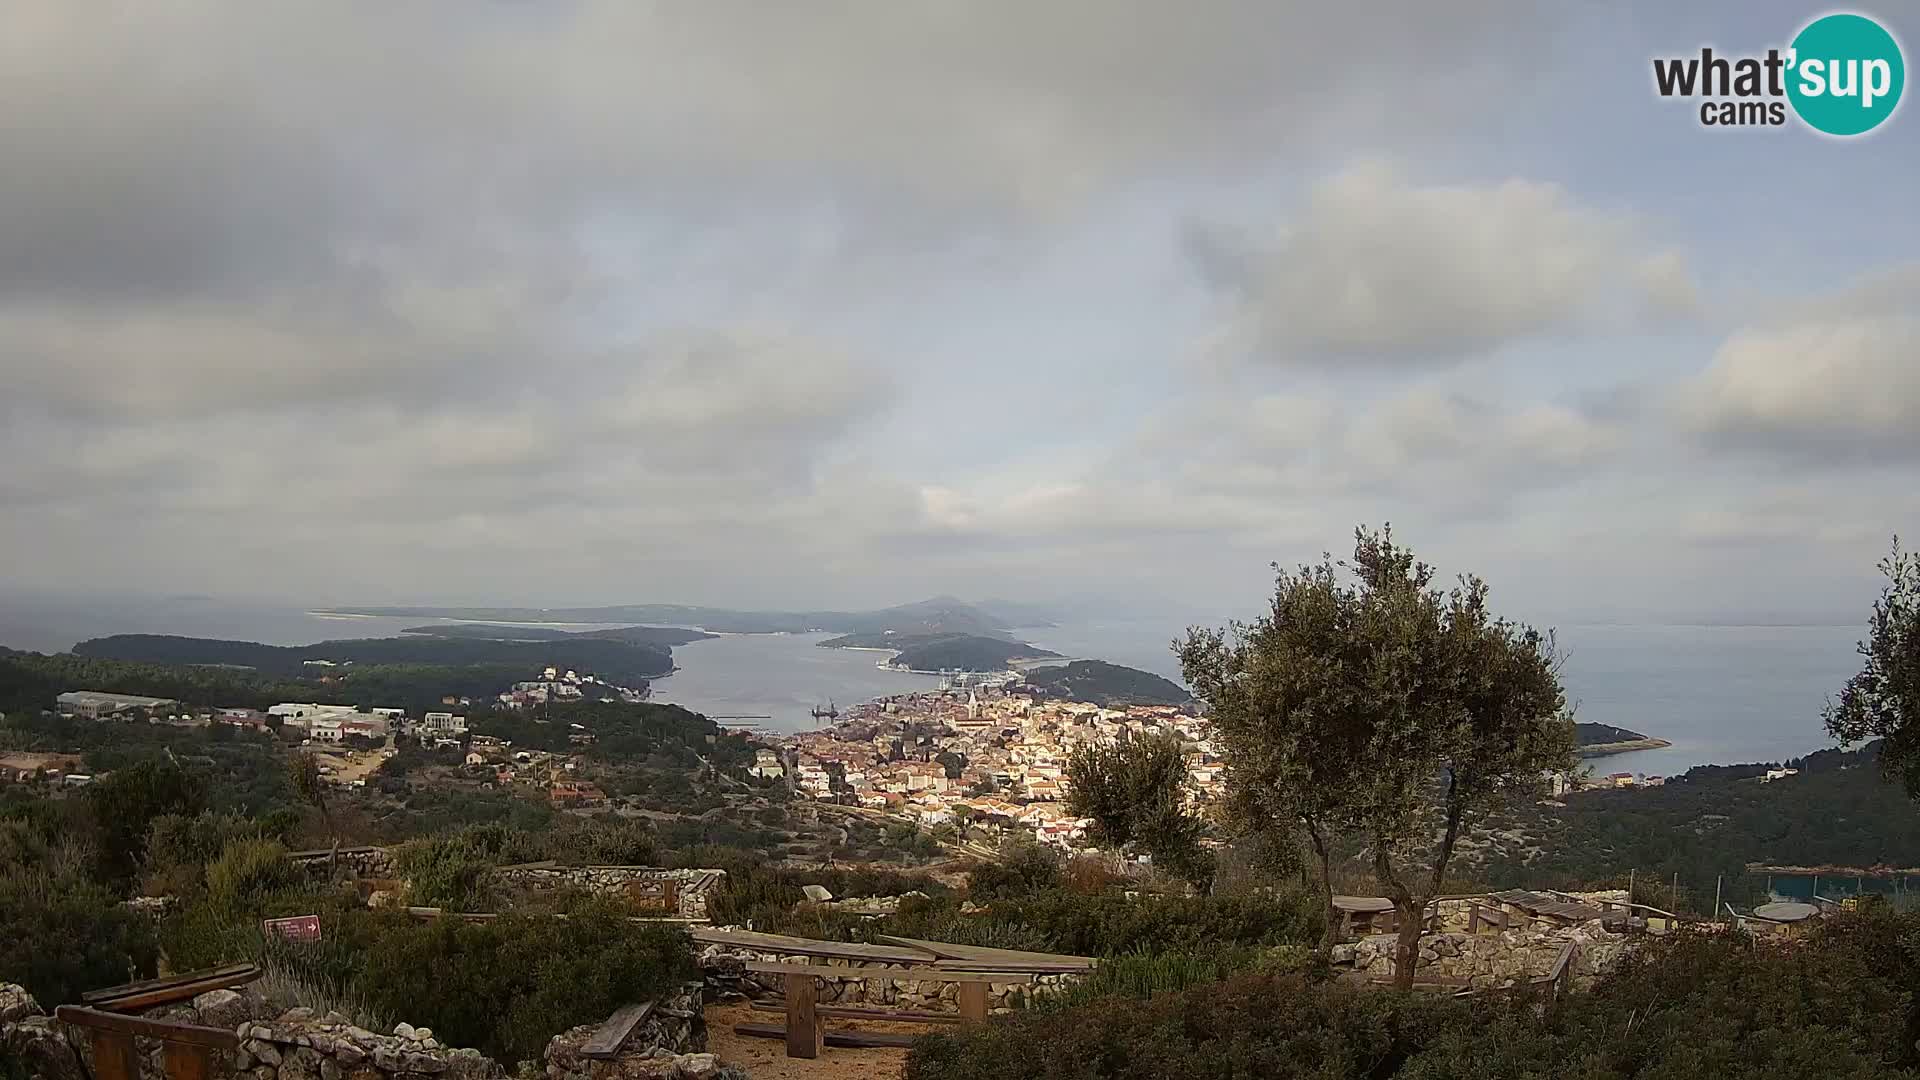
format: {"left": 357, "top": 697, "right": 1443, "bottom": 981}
{"left": 957, "top": 981, "right": 988, "bottom": 1023}
{"left": 784, "top": 972, "right": 820, "bottom": 1059}
{"left": 163, "top": 1041, "right": 216, "bottom": 1080}
{"left": 660, "top": 879, "right": 679, "bottom": 915}
{"left": 88, "top": 1029, "right": 140, "bottom": 1080}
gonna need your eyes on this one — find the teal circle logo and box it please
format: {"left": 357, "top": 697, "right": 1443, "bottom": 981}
{"left": 1787, "top": 13, "right": 1905, "bottom": 136}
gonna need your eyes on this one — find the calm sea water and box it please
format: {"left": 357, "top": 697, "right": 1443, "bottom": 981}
{"left": 0, "top": 595, "right": 1868, "bottom": 771}
{"left": 1021, "top": 617, "right": 1866, "bottom": 776}
{"left": 647, "top": 633, "right": 941, "bottom": 728}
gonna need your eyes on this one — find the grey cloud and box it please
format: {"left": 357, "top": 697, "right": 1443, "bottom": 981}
{"left": 1190, "top": 161, "right": 1691, "bottom": 365}
{"left": 1675, "top": 265, "right": 1920, "bottom": 463}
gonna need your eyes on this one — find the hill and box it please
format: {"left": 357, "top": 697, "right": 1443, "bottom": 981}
{"left": 1574, "top": 721, "right": 1672, "bottom": 756}
{"left": 69, "top": 632, "right": 675, "bottom": 686}
{"left": 1020, "top": 660, "right": 1191, "bottom": 707}
{"left": 1457, "top": 741, "right": 1920, "bottom": 909}
{"left": 818, "top": 632, "right": 1061, "bottom": 672}
{"left": 318, "top": 596, "right": 1040, "bottom": 636}
{"left": 401, "top": 623, "right": 714, "bottom": 647}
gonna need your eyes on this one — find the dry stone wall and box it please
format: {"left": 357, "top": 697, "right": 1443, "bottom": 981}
{"left": 0, "top": 983, "right": 504, "bottom": 1080}
{"left": 1332, "top": 923, "right": 1630, "bottom": 990}
{"left": 491, "top": 866, "right": 724, "bottom": 920}
{"left": 289, "top": 848, "right": 396, "bottom": 879}
{"left": 280, "top": 848, "right": 725, "bottom": 921}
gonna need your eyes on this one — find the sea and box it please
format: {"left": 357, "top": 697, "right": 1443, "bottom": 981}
{"left": 0, "top": 593, "right": 1869, "bottom": 775}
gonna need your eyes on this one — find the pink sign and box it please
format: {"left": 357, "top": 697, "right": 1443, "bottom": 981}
{"left": 263, "top": 915, "right": 322, "bottom": 943}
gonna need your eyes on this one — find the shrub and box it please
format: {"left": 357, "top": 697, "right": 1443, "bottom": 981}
{"left": 0, "top": 864, "right": 158, "bottom": 1007}
{"left": 909, "top": 971, "right": 1467, "bottom": 1080}
{"left": 390, "top": 824, "right": 546, "bottom": 909}
{"left": 144, "top": 812, "right": 276, "bottom": 899}
{"left": 1033, "top": 947, "right": 1269, "bottom": 1012}
{"left": 979, "top": 887, "right": 1322, "bottom": 956}
{"left": 206, "top": 838, "right": 303, "bottom": 915}
{"left": 908, "top": 915, "right": 1920, "bottom": 1080}
{"left": 354, "top": 904, "right": 696, "bottom": 1065}
{"left": 967, "top": 841, "right": 1062, "bottom": 900}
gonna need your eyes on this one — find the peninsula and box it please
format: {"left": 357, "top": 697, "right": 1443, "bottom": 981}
{"left": 1574, "top": 721, "right": 1673, "bottom": 757}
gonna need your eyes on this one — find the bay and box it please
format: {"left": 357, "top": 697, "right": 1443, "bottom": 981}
{"left": 0, "top": 593, "right": 1871, "bottom": 771}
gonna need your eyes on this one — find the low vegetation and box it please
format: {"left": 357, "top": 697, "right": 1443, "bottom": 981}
{"left": 908, "top": 909, "right": 1920, "bottom": 1080}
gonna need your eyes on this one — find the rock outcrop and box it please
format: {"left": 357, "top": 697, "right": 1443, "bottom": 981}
{"left": 0, "top": 985, "right": 86, "bottom": 1080}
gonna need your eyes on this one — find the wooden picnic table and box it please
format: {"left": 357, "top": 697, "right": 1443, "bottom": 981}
{"left": 57, "top": 1006, "right": 238, "bottom": 1080}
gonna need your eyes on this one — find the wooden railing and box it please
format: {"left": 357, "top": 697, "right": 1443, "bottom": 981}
{"left": 55, "top": 1006, "right": 238, "bottom": 1080}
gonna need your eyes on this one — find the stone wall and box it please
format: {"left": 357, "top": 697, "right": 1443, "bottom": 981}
{"left": 289, "top": 847, "right": 396, "bottom": 879}
{"left": 1332, "top": 923, "right": 1630, "bottom": 990}
{"left": 697, "top": 941, "right": 1081, "bottom": 1014}
{"left": 491, "top": 866, "right": 725, "bottom": 921}
{"left": 0, "top": 983, "right": 503, "bottom": 1080}
{"left": 1, "top": 981, "right": 723, "bottom": 1080}
{"left": 281, "top": 849, "right": 725, "bottom": 921}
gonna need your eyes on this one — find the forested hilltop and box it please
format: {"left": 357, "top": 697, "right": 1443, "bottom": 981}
{"left": 818, "top": 632, "right": 1062, "bottom": 672}
{"left": 1019, "top": 660, "right": 1191, "bottom": 707}
{"left": 399, "top": 624, "right": 714, "bottom": 647}
{"left": 1454, "top": 740, "right": 1920, "bottom": 907}
{"left": 72, "top": 633, "right": 677, "bottom": 685}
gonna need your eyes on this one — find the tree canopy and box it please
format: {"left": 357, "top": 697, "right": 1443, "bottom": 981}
{"left": 1180, "top": 525, "right": 1574, "bottom": 984}
{"left": 1826, "top": 537, "right": 1920, "bottom": 797}
{"left": 1065, "top": 729, "right": 1211, "bottom": 890}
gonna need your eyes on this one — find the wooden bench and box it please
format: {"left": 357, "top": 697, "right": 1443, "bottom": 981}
{"left": 735, "top": 961, "right": 1035, "bottom": 1059}
{"left": 56, "top": 1006, "right": 238, "bottom": 1080}
{"left": 1465, "top": 902, "right": 1511, "bottom": 933}
{"left": 578, "top": 1002, "right": 654, "bottom": 1059}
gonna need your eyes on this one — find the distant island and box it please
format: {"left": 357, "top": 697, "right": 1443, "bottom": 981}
{"left": 1574, "top": 721, "right": 1673, "bottom": 757}
{"left": 315, "top": 596, "right": 1051, "bottom": 637}
{"left": 400, "top": 623, "right": 714, "bottom": 648}
{"left": 819, "top": 632, "right": 1062, "bottom": 673}
{"left": 1019, "top": 660, "right": 1191, "bottom": 707}
{"left": 70, "top": 631, "right": 679, "bottom": 687}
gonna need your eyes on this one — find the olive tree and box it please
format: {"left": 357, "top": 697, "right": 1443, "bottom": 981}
{"left": 1180, "top": 526, "right": 1574, "bottom": 986}
{"left": 1826, "top": 537, "right": 1920, "bottom": 797}
{"left": 1065, "top": 729, "right": 1212, "bottom": 891}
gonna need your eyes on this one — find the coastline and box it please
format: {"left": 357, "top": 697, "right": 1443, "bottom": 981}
{"left": 1577, "top": 737, "right": 1675, "bottom": 758}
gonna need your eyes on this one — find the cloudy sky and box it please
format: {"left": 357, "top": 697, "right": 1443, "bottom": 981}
{"left": 3, "top": 1, "right": 1915, "bottom": 623}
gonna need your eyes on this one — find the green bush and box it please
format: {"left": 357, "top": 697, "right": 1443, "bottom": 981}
{"left": 907, "top": 912, "right": 1920, "bottom": 1080}
{"left": 910, "top": 970, "right": 1467, "bottom": 1080}
{"left": 206, "top": 838, "right": 303, "bottom": 915}
{"left": 144, "top": 812, "right": 279, "bottom": 899}
{"left": 354, "top": 904, "right": 696, "bottom": 1065}
{"left": 975, "top": 887, "right": 1322, "bottom": 956}
{"left": 966, "top": 841, "right": 1062, "bottom": 900}
{"left": 1033, "top": 947, "right": 1271, "bottom": 1012}
{"left": 390, "top": 824, "right": 548, "bottom": 909}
